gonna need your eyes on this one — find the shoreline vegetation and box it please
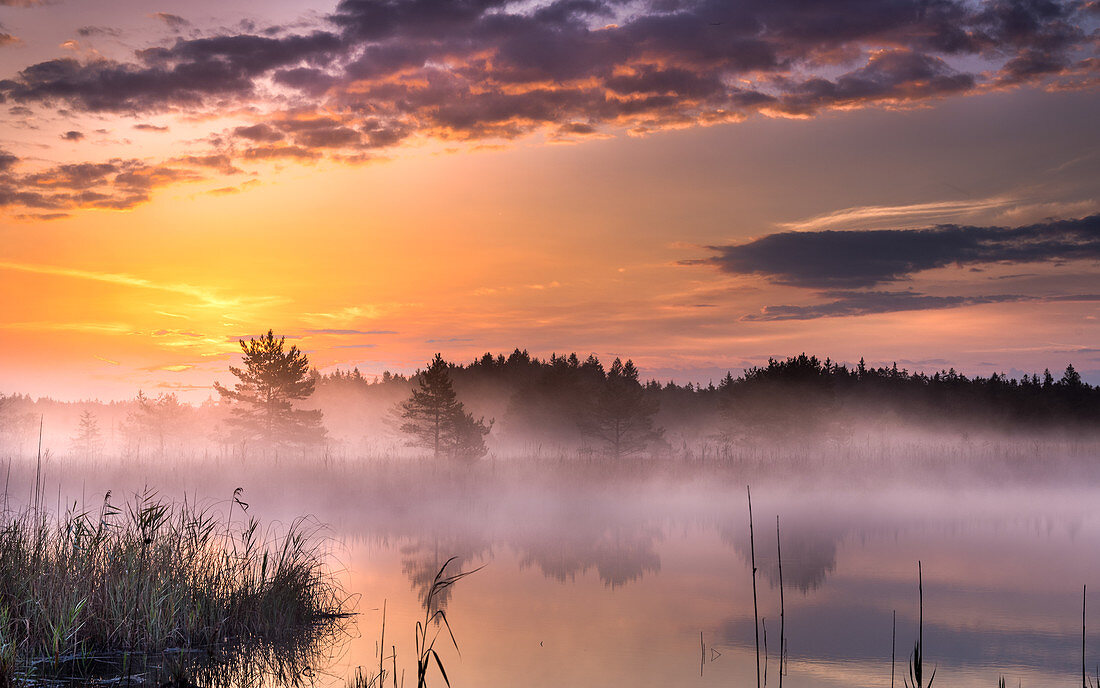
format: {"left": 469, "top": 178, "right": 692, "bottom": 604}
{"left": 0, "top": 489, "right": 349, "bottom": 686}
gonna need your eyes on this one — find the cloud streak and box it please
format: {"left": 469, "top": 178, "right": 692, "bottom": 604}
{"left": 0, "top": 259, "right": 237, "bottom": 307}
{"left": 741, "top": 290, "right": 1100, "bottom": 321}
{"left": 777, "top": 197, "right": 1017, "bottom": 231}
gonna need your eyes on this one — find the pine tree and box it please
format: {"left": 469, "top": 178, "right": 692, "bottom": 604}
{"left": 398, "top": 354, "right": 491, "bottom": 460}
{"left": 579, "top": 358, "right": 662, "bottom": 459}
{"left": 214, "top": 330, "right": 325, "bottom": 453}
{"left": 70, "top": 410, "right": 101, "bottom": 458}
{"left": 123, "top": 391, "right": 187, "bottom": 457}
{"left": 1060, "top": 364, "right": 1083, "bottom": 388}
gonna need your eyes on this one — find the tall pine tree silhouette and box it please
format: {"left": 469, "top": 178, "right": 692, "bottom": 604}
{"left": 214, "top": 330, "right": 325, "bottom": 454}
{"left": 580, "top": 358, "right": 662, "bottom": 459}
{"left": 399, "top": 354, "right": 491, "bottom": 460}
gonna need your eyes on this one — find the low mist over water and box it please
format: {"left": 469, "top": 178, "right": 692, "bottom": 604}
{"left": 3, "top": 435, "right": 1099, "bottom": 687}
{"left": 3, "top": 345, "right": 1100, "bottom": 686}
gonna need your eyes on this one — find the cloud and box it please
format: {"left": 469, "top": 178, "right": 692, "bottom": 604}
{"left": 740, "top": 290, "right": 1024, "bottom": 321}
{"left": 305, "top": 328, "right": 397, "bottom": 335}
{"left": 133, "top": 123, "right": 168, "bottom": 131}
{"left": 0, "top": 0, "right": 1096, "bottom": 214}
{"left": 777, "top": 197, "right": 1016, "bottom": 231}
{"left": 151, "top": 13, "right": 190, "bottom": 31}
{"left": 0, "top": 32, "right": 22, "bottom": 47}
{"left": 703, "top": 215, "right": 1100, "bottom": 289}
{"left": 0, "top": 30, "right": 343, "bottom": 113}
{"left": 742, "top": 290, "right": 1100, "bottom": 321}
{"left": 207, "top": 179, "right": 259, "bottom": 195}
{"left": 154, "top": 381, "right": 210, "bottom": 390}
{"left": 232, "top": 123, "right": 283, "bottom": 142}
{"left": 0, "top": 156, "right": 224, "bottom": 211}
{"left": 76, "top": 26, "right": 122, "bottom": 38}
{"left": 0, "top": 259, "right": 236, "bottom": 307}
{"left": 1, "top": 0, "right": 1094, "bottom": 123}
{"left": 151, "top": 329, "right": 204, "bottom": 338}
{"left": 59, "top": 129, "right": 84, "bottom": 141}
{"left": 0, "top": 149, "right": 17, "bottom": 172}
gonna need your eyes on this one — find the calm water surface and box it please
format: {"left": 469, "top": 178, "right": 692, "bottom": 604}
{"left": 15, "top": 455, "right": 1100, "bottom": 687}
{"left": 316, "top": 477, "right": 1100, "bottom": 688}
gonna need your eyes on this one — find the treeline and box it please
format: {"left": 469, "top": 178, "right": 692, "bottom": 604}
{"left": 313, "top": 350, "right": 1100, "bottom": 454}
{"left": 1, "top": 350, "right": 1097, "bottom": 461}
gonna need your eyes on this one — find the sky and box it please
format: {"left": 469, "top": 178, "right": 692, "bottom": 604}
{"left": 0, "top": 0, "right": 1098, "bottom": 401}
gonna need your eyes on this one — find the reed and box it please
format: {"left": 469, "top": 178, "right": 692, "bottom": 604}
{"left": 0, "top": 488, "right": 348, "bottom": 684}
{"left": 748, "top": 485, "right": 760, "bottom": 688}
{"left": 777, "top": 514, "right": 786, "bottom": 688}
{"left": 905, "top": 561, "right": 935, "bottom": 688}
{"left": 348, "top": 556, "right": 482, "bottom": 688}
{"left": 416, "top": 557, "right": 483, "bottom": 688}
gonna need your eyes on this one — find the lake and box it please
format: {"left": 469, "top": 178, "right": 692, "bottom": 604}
{"left": 8, "top": 448, "right": 1100, "bottom": 687}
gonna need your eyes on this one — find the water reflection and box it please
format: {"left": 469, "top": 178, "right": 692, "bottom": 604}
{"left": 720, "top": 517, "right": 843, "bottom": 593}
{"left": 516, "top": 524, "right": 663, "bottom": 588}
{"left": 336, "top": 479, "right": 1100, "bottom": 688}
{"left": 400, "top": 535, "right": 491, "bottom": 608}
{"left": 36, "top": 633, "right": 344, "bottom": 688}
{"left": 8, "top": 458, "right": 1100, "bottom": 688}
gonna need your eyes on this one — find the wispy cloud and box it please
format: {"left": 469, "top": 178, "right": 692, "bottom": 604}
{"left": 305, "top": 328, "right": 397, "bottom": 335}
{"left": 741, "top": 291, "right": 1100, "bottom": 321}
{"left": 303, "top": 306, "right": 383, "bottom": 322}
{"left": 0, "top": 259, "right": 238, "bottom": 308}
{"left": 777, "top": 197, "right": 1015, "bottom": 231}
{"left": 1, "top": 321, "right": 134, "bottom": 333}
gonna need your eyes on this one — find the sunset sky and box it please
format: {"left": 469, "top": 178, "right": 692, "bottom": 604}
{"left": 0, "top": 0, "right": 1098, "bottom": 401}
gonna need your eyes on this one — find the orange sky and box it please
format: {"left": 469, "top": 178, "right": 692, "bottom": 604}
{"left": 1, "top": 0, "right": 1098, "bottom": 400}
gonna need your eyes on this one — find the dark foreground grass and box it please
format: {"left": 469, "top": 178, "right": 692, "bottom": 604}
{"left": 0, "top": 489, "right": 349, "bottom": 685}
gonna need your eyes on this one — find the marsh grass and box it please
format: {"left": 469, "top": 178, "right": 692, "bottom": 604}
{"left": 0, "top": 488, "right": 348, "bottom": 684}
{"left": 348, "top": 556, "right": 482, "bottom": 688}
{"left": 905, "top": 561, "right": 935, "bottom": 688}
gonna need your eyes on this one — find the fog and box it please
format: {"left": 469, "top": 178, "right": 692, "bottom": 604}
{"left": 1, "top": 351, "right": 1098, "bottom": 687}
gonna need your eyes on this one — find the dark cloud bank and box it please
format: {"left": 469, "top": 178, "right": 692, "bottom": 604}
{"left": 698, "top": 214, "right": 1100, "bottom": 320}
{"left": 706, "top": 215, "right": 1100, "bottom": 288}
{"left": 0, "top": 0, "right": 1097, "bottom": 212}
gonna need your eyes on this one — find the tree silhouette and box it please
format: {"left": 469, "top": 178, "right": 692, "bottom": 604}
{"left": 399, "top": 354, "right": 491, "bottom": 460}
{"left": 70, "top": 410, "right": 101, "bottom": 459}
{"left": 214, "top": 330, "right": 325, "bottom": 452}
{"left": 718, "top": 354, "right": 841, "bottom": 446}
{"left": 579, "top": 358, "right": 662, "bottom": 459}
{"left": 123, "top": 391, "right": 187, "bottom": 457}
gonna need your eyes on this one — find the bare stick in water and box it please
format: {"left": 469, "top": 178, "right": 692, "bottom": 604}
{"left": 34, "top": 415, "right": 43, "bottom": 519}
{"left": 777, "top": 514, "right": 785, "bottom": 688}
{"left": 1084, "top": 585, "right": 1087, "bottom": 688}
{"left": 763, "top": 617, "right": 769, "bottom": 687}
{"left": 748, "top": 485, "right": 760, "bottom": 688}
{"left": 891, "top": 609, "right": 896, "bottom": 688}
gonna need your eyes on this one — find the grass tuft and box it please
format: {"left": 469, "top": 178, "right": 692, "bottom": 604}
{"left": 0, "top": 488, "right": 348, "bottom": 683}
